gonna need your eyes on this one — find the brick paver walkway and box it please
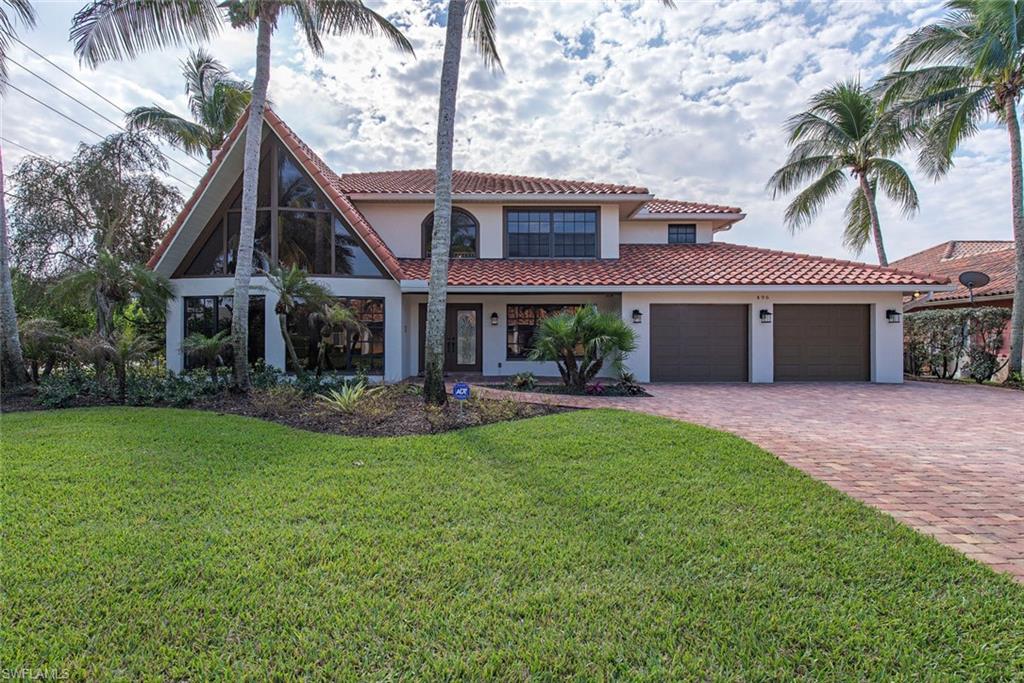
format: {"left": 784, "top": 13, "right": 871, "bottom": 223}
{"left": 476, "top": 381, "right": 1024, "bottom": 581}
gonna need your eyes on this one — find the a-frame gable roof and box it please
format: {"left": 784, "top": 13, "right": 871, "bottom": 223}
{"left": 148, "top": 106, "right": 404, "bottom": 280}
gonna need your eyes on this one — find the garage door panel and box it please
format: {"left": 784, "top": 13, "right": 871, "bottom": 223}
{"left": 651, "top": 305, "right": 748, "bottom": 382}
{"left": 774, "top": 305, "right": 870, "bottom": 381}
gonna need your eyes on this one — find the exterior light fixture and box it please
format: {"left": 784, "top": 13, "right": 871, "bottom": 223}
{"left": 886, "top": 309, "right": 902, "bottom": 324}
{"left": 631, "top": 309, "right": 643, "bottom": 324}
{"left": 759, "top": 308, "right": 772, "bottom": 324}
{"left": 490, "top": 312, "right": 499, "bottom": 326}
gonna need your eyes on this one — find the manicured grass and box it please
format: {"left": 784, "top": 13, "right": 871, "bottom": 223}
{"left": 3, "top": 408, "right": 1023, "bottom": 679}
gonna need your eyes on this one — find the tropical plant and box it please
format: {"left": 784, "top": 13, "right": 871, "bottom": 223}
{"left": 125, "top": 49, "right": 251, "bottom": 161}
{"left": 56, "top": 250, "right": 174, "bottom": 340}
{"left": 106, "top": 331, "right": 156, "bottom": 403}
{"left": 18, "top": 317, "right": 67, "bottom": 383}
{"left": 317, "top": 381, "right": 380, "bottom": 413}
{"left": 0, "top": 0, "right": 37, "bottom": 389}
{"left": 880, "top": 0, "right": 1024, "bottom": 377}
{"left": 70, "top": 333, "right": 111, "bottom": 383}
{"left": 766, "top": 80, "right": 919, "bottom": 266}
{"left": 309, "top": 302, "right": 369, "bottom": 376}
{"left": 261, "top": 263, "right": 330, "bottom": 371}
{"left": 422, "top": 0, "right": 503, "bottom": 405}
{"left": 527, "top": 305, "right": 637, "bottom": 392}
{"left": 181, "top": 330, "right": 231, "bottom": 383}
{"left": 72, "top": 0, "right": 414, "bottom": 392}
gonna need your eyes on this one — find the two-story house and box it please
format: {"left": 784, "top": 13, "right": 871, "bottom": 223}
{"left": 152, "top": 108, "right": 951, "bottom": 383}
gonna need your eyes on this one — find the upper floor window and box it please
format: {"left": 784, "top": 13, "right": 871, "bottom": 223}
{"left": 422, "top": 208, "right": 479, "bottom": 258}
{"left": 180, "top": 140, "right": 386, "bottom": 279}
{"left": 669, "top": 223, "right": 697, "bottom": 244}
{"left": 505, "top": 208, "right": 598, "bottom": 258}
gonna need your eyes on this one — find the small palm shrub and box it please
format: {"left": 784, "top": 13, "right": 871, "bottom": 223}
{"left": 528, "top": 305, "right": 637, "bottom": 392}
{"left": 317, "top": 382, "right": 381, "bottom": 413}
{"left": 506, "top": 371, "right": 537, "bottom": 391}
{"left": 181, "top": 330, "right": 231, "bottom": 384}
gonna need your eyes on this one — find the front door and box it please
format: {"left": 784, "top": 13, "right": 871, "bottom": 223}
{"left": 419, "top": 303, "right": 483, "bottom": 373}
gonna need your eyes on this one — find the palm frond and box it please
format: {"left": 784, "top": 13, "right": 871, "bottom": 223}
{"left": 784, "top": 111, "right": 853, "bottom": 149}
{"left": 842, "top": 184, "right": 873, "bottom": 255}
{"left": 916, "top": 85, "right": 992, "bottom": 179}
{"left": 312, "top": 0, "right": 414, "bottom": 56}
{"left": 467, "top": 0, "right": 502, "bottom": 72}
{"left": 124, "top": 105, "right": 211, "bottom": 157}
{"left": 71, "top": 0, "right": 223, "bottom": 67}
{"left": 0, "top": 0, "right": 37, "bottom": 86}
{"left": 889, "top": 18, "right": 976, "bottom": 70}
{"left": 766, "top": 155, "right": 839, "bottom": 198}
{"left": 869, "top": 157, "right": 920, "bottom": 216}
{"left": 182, "top": 47, "right": 231, "bottom": 119}
{"left": 782, "top": 168, "right": 847, "bottom": 232}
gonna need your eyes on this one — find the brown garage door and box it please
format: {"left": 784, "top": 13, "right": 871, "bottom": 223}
{"left": 650, "top": 304, "right": 748, "bottom": 382}
{"left": 774, "top": 304, "right": 870, "bottom": 381}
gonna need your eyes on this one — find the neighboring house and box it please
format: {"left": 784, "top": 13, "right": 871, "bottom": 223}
{"left": 152, "top": 108, "right": 951, "bottom": 383}
{"left": 892, "top": 240, "right": 1016, "bottom": 362}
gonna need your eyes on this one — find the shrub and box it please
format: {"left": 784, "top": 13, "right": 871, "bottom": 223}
{"left": 904, "top": 307, "right": 1010, "bottom": 381}
{"left": 528, "top": 305, "right": 637, "bottom": 391}
{"left": 317, "top": 382, "right": 381, "bottom": 413}
{"left": 250, "top": 360, "right": 286, "bottom": 390}
{"left": 506, "top": 372, "right": 537, "bottom": 391}
{"left": 616, "top": 371, "right": 646, "bottom": 396}
{"left": 585, "top": 381, "right": 605, "bottom": 396}
{"left": 35, "top": 369, "right": 92, "bottom": 408}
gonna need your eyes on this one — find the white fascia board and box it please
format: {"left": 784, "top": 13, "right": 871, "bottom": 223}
{"left": 905, "top": 291, "right": 1012, "bottom": 310}
{"left": 399, "top": 282, "right": 956, "bottom": 294}
{"left": 347, "top": 192, "right": 654, "bottom": 203}
{"left": 627, "top": 210, "right": 747, "bottom": 222}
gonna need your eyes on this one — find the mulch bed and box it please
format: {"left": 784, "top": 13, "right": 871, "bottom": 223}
{"left": 905, "top": 375, "right": 1024, "bottom": 391}
{"left": 484, "top": 383, "right": 652, "bottom": 398}
{"left": 1, "top": 384, "right": 568, "bottom": 437}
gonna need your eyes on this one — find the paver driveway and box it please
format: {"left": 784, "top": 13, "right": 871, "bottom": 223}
{"left": 480, "top": 381, "right": 1024, "bottom": 581}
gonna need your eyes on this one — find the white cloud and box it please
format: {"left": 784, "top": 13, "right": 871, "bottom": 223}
{"left": 1, "top": 0, "right": 1015, "bottom": 264}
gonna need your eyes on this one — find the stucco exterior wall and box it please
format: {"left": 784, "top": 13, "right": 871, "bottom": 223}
{"left": 620, "top": 289, "right": 906, "bottom": 383}
{"left": 619, "top": 220, "right": 716, "bottom": 244}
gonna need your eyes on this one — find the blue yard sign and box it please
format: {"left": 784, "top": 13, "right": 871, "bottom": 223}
{"left": 452, "top": 382, "right": 471, "bottom": 401}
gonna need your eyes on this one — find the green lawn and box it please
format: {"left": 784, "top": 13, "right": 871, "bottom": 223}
{"left": 3, "top": 408, "right": 1023, "bottom": 680}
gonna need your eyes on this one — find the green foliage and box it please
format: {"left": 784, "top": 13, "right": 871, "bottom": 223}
{"left": 18, "top": 318, "right": 68, "bottom": 383}
{"left": 181, "top": 330, "right": 231, "bottom": 382}
{"left": 35, "top": 367, "right": 96, "bottom": 409}
{"left": 506, "top": 371, "right": 537, "bottom": 391}
{"left": 4, "top": 408, "right": 1024, "bottom": 678}
{"left": 317, "top": 381, "right": 381, "bottom": 413}
{"left": 249, "top": 359, "right": 285, "bottom": 389}
{"left": 528, "top": 305, "right": 637, "bottom": 391}
{"left": 904, "top": 307, "right": 1011, "bottom": 381}
{"left": 615, "top": 371, "right": 646, "bottom": 396}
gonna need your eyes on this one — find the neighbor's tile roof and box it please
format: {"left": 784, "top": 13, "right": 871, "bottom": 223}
{"left": 336, "top": 168, "right": 650, "bottom": 196}
{"left": 148, "top": 106, "right": 405, "bottom": 279}
{"left": 892, "top": 240, "right": 1016, "bottom": 305}
{"left": 398, "top": 243, "right": 949, "bottom": 287}
{"left": 637, "top": 198, "right": 743, "bottom": 215}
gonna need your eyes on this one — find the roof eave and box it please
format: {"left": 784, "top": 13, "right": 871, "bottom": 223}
{"left": 346, "top": 192, "right": 655, "bottom": 203}
{"left": 626, "top": 209, "right": 747, "bottom": 222}
{"left": 399, "top": 282, "right": 955, "bottom": 293}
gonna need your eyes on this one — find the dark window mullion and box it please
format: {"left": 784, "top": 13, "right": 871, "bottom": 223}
{"left": 270, "top": 143, "right": 279, "bottom": 266}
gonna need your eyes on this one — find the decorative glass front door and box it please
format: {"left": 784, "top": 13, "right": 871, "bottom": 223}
{"left": 418, "top": 303, "right": 484, "bottom": 374}
{"left": 455, "top": 309, "right": 477, "bottom": 366}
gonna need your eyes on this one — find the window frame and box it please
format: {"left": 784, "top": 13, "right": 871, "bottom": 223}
{"left": 175, "top": 139, "right": 388, "bottom": 279}
{"left": 284, "top": 296, "right": 386, "bottom": 375}
{"left": 502, "top": 206, "right": 602, "bottom": 259}
{"left": 668, "top": 223, "right": 697, "bottom": 244}
{"left": 182, "top": 294, "right": 266, "bottom": 369}
{"left": 421, "top": 207, "right": 481, "bottom": 258}
{"left": 505, "top": 303, "right": 585, "bottom": 360}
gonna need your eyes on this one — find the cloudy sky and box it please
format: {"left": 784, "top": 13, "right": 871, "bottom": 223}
{"left": 1, "top": 0, "right": 1014, "bottom": 263}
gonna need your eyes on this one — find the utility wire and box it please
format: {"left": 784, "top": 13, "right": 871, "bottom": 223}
{"left": 1, "top": 135, "right": 47, "bottom": 158}
{"left": 14, "top": 36, "right": 129, "bottom": 115}
{"left": 2, "top": 80, "right": 196, "bottom": 188}
{"left": 7, "top": 57, "right": 204, "bottom": 179}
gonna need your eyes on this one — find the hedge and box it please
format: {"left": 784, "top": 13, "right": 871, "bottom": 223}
{"left": 904, "top": 307, "right": 1011, "bottom": 382}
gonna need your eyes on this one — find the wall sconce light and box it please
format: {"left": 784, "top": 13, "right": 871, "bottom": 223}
{"left": 886, "top": 309, "right": 902, "bottom": 324}
{"left": 759, "top": 308, "right": 772, "bottom": 324}
{"left": 490, "top": 312, "right": 499, "bottom": 326}
{"left": 631, "top": 309, "right": 643, "bottom": 324}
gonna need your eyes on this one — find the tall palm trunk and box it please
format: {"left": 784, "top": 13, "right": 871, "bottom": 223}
{"left": 423, "top": 0, "right": 466, "bottom": 405}
{"left": 279, "top": 314, "right": 302, "bottom": 371}
{"left": 0, "top": 144, "right": 28, "bottom": 388}
{"left": 857, "top": 173, "right": 888, "bottom": 266}
{"left": 230, "top": 10, "right": 273, "bottom": 392}
{"left": 1004, "top": 97, "right": 1024, "bottom": 377}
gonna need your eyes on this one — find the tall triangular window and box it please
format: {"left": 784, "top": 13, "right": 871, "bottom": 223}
{"left": 179, "top": 133, "right": 386, "bottom": 278}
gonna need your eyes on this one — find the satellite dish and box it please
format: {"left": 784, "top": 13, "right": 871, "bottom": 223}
{"left": 958, "top": 270, "right": 990, "bottom": 303}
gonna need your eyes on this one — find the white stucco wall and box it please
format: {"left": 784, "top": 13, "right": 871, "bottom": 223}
{"left": 619, "top": 220, "right": 716, "bottom": 244}
{"left": 620, "top": 289, "right": 906, "bottom": 384}
{"left": 166, "top": 276, "right": 404, "bottom": 382}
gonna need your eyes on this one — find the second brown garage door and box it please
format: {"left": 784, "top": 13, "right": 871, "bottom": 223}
{"left": 650, "top": 304, "right": 748, "bottom": 382}
{"left": 774, "top": 304, "right": 870, "bottom": 381}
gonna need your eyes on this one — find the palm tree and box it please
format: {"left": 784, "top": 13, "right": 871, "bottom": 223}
{"left": 528, "top": 305, "right": 637, "bottom": 392}
{"left": 262, "top": 263, "right": 330, "bottom": 371}
{"left": 766, "top": 80, "right": 919, "bottom": 266}
{"left": 126, "top": 49, "right": 251, "bottom": 161}
{"left": 19, "top": 317, "right": 67, "bottom": 383}
{"left": 106, "top": 332, "right": 155, "bottom": 403}
{"left": 181, "top": 330, "right": 230, "bottom": 383}
{"left": 423, "top": 0, "right": 503, "bottom": 405}
{"left": 309, "top": 302, "right": 368, "bottom": 376}
{"left": 57, "top": 250, "right": 174, "bottom": 339}
{"left": 72, "top": 1, "right": 414, "bottom": 393}
{"left": 0, "top": 0, "right": 36, "bottom": 388}
{"left": 880, "top": 0, "right": 1024, "bottom": 377}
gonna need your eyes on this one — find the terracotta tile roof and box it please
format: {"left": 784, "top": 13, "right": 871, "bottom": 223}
{"left": 148, "top": 106, "right": 405, "bottom": 279}
{"left": 637, "top": 198, "right": 743, "bottom": 215}
{"left": 892, "top": 240, "right": 1016, "bottom": 305}
{"left": 336, "top": 168, "right": 650, "bottom": 196}
{"left": 398, "top": 243, "right": 949, "bottom": 288}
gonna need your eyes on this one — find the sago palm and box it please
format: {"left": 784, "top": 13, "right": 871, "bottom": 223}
{"left": 880, "top": 0, "right": 1024, "bottom": 376}
{"left": 181, "top": 329, "right": 230, "bottom": 383}
{"left": 262, "top": 263, "right": 330, "bottom": 372}
{"left": 766, "top": 80, "right": 919, "bottom": 266}
{"left": 19, "top": 317, "right": 68, "bottom": 383}
{"left": 126, "top": 49, "right": 251, "bottom": 161}
{"left": 72, "top": 0, "right": 414, "bottom": 392}
{"left": 0, "top": 0, "right": 36, "bottom": 387}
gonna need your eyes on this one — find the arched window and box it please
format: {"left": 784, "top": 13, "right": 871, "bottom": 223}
{"left": 422, "top": 208, "right": 479, "bottom": 258}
